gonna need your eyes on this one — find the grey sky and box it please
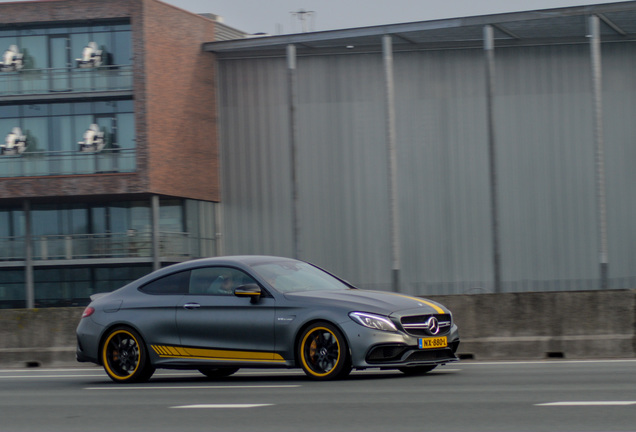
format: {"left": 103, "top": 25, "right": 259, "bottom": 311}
{"left": 0, "top": 0, "right": 630, "bottom": 35}
{"left": 160, "top": 0, "right": 630, "bottom": 34}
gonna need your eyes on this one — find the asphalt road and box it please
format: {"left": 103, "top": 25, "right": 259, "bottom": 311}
{"left": 1, "top": 360, "right": 635, "bottom": 432}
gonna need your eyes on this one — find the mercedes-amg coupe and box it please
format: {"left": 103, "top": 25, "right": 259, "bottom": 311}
{"left": 76, "top": 256, "right": 460, "bottom": 382}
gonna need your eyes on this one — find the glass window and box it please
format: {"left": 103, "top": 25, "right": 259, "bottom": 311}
{"left": 94, "top": 265, "right": 151, "bottom": 293}
{"left": 116, "top": 113, "right": 135, "bottom": 149}
{"left": 94, "top": 101, "right": 116, "bottom": 114}
{"left": 189, "top": 267, "right": 257, "bottom": 296}
{"left": 160, "top": 200, "right": 184, "bottom": 232}
{"left": 49, "top": 35, "right": 70, "bottom": 68}
{"left": 112, "top": 31, "right": 132, "bottom": 65}
{"left": 34, "top": 267, "right": 92, "bottom": 307}
{"left": 140, "top": 270, "right": 190, "bottom": 295}
{"left": 23, "top": 104, "right": 48, "bottom": 117}
{"left": 70, "top": 33, "right": 89, "bottom": 66}
{"left": 0, "top": 105, "right": 19, "bottom": 118}
{"left": 49, "top": 103, "right": 71, "bottom": 115}
{"left": 22, "top": 116, "right": 48, "bottom": 152}
{"left": 20, "top": 35, "right": 47, "bottom": 69}
{"left": 0, "top": 118, "right": 15, "bottom": 142}
{"left": 130, "top": 202, "right": 151, "bottom": 233}
{"left": 253, "top": 261, "right": 353, "bottom": 293}
{"left": 0, "top": 36, "right": 18, "bottom": 51}
{"left": 0, "top": 269, "right": 25, "bottom": 309}
{"left": 91, "top": 32, "right": 111, "bottom": 65}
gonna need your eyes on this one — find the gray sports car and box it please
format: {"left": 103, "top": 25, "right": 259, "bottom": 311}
{"left": 76, "top": 256, "right": 460, "bottom": 382}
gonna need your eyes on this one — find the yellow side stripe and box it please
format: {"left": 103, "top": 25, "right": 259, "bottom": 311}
{"left": 151, "top": 345, "right": 285, "bottom": 362}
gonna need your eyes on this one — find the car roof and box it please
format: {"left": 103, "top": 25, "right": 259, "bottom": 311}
{"left": 186, "top": 255, "right": 298, "bottom": 266}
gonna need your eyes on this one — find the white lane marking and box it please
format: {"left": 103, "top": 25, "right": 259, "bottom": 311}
{"left": 85, "top": 385, "right": 300, "bottom": 390}
{"left": 0, "top": 368, "right": 101, "bottom": 373}
{"left": 0, "top": 372, "right": 197, "bottom": 379}
{"left": 0, "top": 374, "right": 107, "bottom": 379}
{"left": 171, "top": 404, "right": 273, "bottom": 409}
{"left": 463, "top": 359, "right": 636, "bottom": 366}
{"left": 536, "top": 401, "right": 636, "bottom": 406}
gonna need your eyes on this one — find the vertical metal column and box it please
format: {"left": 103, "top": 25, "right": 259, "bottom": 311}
{"left": 151, "top": 195, "right": 160, "bottom": 271}
{"left": 382, "top": 35, "right": 401, "bottom": 292}
{"left": 23, "top": 199, "right": 34, "bottom": 309}
{"left": 484, "top": 25, "right": 502, "bottom": 294}
{"left": 287, "top": 44, "right": 301, "bottom": 259}
{"left": 590, "top": 15, "right": 609, "bottom": 289}
{"left": 214, "top": 202, "right": 224, "bottom": 257}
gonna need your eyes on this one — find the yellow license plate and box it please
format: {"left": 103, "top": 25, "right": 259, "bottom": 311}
{"left": 418, "top": 336, "right": 447, "bottom": 349}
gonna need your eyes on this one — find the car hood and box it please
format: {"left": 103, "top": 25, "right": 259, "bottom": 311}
{"left": 283, "top": 289, "right": 448, "bottom": 316}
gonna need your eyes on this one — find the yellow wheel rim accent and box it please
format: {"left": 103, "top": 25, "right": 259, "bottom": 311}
{"left": 300, "top": 327, "right": 340, "bottom": 377}
{"left": 102, "top": 330, "right": 141, "bottom": 381}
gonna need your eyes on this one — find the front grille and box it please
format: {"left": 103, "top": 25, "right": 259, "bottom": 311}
{"left": 400, "top": 314, "right": 452, "bottom": 337}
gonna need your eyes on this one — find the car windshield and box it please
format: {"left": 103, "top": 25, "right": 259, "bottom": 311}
{"left": 252, "top": 261, "right": 352, "bottom": 293}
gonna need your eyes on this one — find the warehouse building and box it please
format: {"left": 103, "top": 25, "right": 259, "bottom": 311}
{"left": 206, "top": 1, "right": 636, "bottom": 295}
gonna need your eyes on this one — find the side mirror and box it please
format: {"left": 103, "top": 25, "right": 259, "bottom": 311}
{"left": 234, "top": 284, "right": 262, "bottom": 302}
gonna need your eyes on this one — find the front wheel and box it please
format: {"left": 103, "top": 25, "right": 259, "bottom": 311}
{"left": 298, "top": 322, "right": 351, "bottom": 380}
{"left": 101, "top": 327, "right": 155, "bottom": 383}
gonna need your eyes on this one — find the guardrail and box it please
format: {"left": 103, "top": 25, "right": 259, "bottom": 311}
{"left": 0, "top": 65, "right": 133, "bottom": 96}
{"left": 0, "top": 147, "right": 136, "bottom": 177}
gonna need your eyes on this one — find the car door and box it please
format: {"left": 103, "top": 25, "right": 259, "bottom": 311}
{"left": 175, "top": 266, "right": 277, "bottom": 360}
{"left": 134, "top": 269, "right": 189, "bottom": 347}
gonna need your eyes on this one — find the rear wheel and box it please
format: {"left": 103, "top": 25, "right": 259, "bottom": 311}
{"left": 399, "top": 365, "right": 437, "bottom": 375}
{"left": 198, "top": 367, "right": 240, "bottom": 379}
{"left": 298, "top": 322, "right": 351, "bottom": 380}
{"left": 101, "top": 327, "right": 154, "bottom": 383}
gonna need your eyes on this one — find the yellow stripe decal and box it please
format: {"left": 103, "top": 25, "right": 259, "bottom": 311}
{"left": 151, "top": 345, "right": 285, "bottom": 363}
{"left": 389, "top": 293, "right": 446, "bottom": 314}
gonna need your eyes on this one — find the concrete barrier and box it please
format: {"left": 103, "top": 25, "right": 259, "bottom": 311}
{"left": 0, "top": 307, "right": 84, "bottom": 368}
{"left": 0, "top": 290, "right": 634, "bottom": 368}
{"left": 430, "top": 289, "right": 636, "bottom": 360}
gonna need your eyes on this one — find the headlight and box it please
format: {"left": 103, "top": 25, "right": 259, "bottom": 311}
{"left": 349, "top": 312, "right": 397, "bottom": 332}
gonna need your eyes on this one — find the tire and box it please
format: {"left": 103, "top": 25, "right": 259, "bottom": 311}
{"left": 198, "top": 367, "right": 240, "bottom": 379}
{"left": 101, "top": 327, "right": 155, "bottom": 383}
{"left": 399, "top": 365, "right": 437, "bottom": 375}
{"left": 298, "top": 322, "right": 351, "bottom": 380}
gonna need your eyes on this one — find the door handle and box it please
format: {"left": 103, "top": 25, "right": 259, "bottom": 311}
{"left": 183, "top": 303, "right": 201, "bottom": 310}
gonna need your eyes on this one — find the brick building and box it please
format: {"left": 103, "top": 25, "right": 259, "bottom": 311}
{"left": 0, "top": 0, "right": 233, "bottom": 308}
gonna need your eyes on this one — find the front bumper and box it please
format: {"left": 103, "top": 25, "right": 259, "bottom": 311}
{"left": 342, "top": 320, "right": 460, "bottom": 369}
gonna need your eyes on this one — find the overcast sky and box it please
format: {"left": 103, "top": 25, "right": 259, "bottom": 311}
{"left": 0, "top": 0, "right": 631, "bottom": 34}
{"left": 161, "top": 0, "right": 631, "bottom": 34}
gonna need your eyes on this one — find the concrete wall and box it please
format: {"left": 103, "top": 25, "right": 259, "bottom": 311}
{"left": 0, "top": 290, "right": 634, "bottom": 368}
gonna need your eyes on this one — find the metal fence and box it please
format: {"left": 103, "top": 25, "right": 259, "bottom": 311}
{"left": 0, "top": 232, "right": 193, "bottom": 261}
{"left": 0, "top": 65, "right": 133, "bottom": 96}
{"left": 0, "top": 148, "right": 136, "bottom": 177}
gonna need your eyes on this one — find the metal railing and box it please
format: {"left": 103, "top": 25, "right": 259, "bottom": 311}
{"left": 0, "top": 147, "right": 136, "bottom": 177}
{"left": 0, "top": 232, "right": 194, "bottom": 261}
{"left": 0, "top": 65, "right": 133, "bottom": 96}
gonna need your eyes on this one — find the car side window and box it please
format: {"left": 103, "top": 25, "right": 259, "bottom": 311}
{"left": 139, "top": 270, "right": 190, "bottom": 295}
{"left": 189, "top": 267, "right": 257, "bottom": 296}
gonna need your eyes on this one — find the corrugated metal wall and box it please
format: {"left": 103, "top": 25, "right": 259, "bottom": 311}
{"left": 217, "top": 40, "right": 636, "bottom": 294}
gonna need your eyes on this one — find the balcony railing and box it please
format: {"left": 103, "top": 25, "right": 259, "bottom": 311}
{"left": 0, "top": 64, "right": 133, "bottom": 97}
{"left": 0, "top": 232, "right": 197, "bottom": 262}
{"left": 0, "top": 147, "right": 136, "bottom": 177}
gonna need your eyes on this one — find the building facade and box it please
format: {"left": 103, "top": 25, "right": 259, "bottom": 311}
{"left": 0, "top": 0, "right": 223, "bottom": 308}
{"left": 206, "top": 3, "right": 636, "bottom": 295}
